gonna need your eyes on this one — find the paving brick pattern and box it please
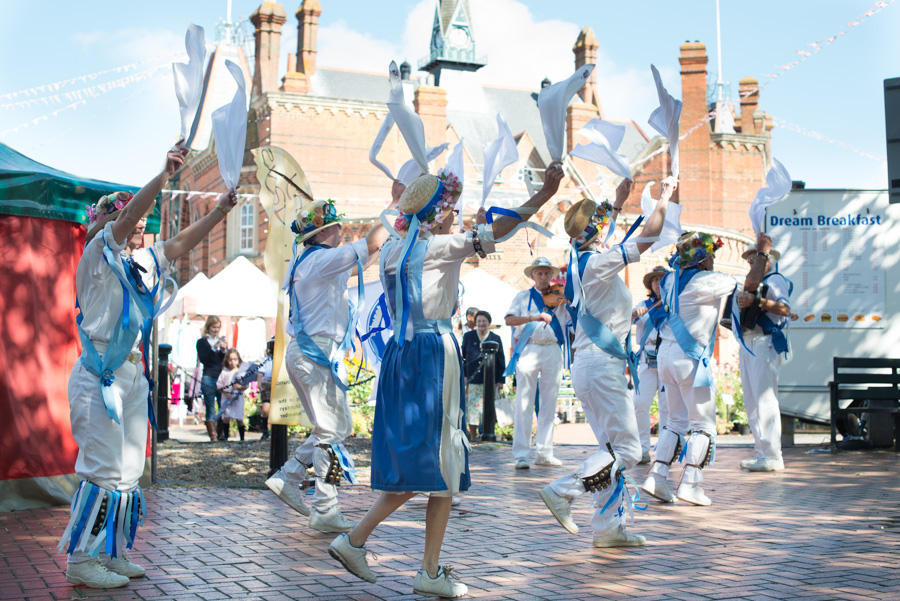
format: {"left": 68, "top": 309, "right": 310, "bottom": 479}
{"left": 2, "top": 445, "right": 899, "bottom": 601}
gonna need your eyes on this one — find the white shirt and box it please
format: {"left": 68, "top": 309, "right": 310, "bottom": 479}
{"left": 380, "top": 225, "right": 496, "bottom": 341}
{"left": 284, "top": 238, "right": 369, "bottom": 344}
{"left": 659, "top": 269, "right": 742, "bottom": 347}
{"left": 506, "top": 288, "right": 570, "bottom": 345}
{"left": 572, "top": 243, "right": 641, "bottom": 350}
{"left": 77, "top": 221, "right": 169, "bottom": 346}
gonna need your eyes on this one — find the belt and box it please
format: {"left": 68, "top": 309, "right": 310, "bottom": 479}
{"left": 91, "top": 342, "right": 142, "bottom": 364}
{"left": 528, "top": 340, "right": 558, "bottom": 346}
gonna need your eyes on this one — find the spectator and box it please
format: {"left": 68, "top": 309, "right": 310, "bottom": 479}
{"left": 464, "top": 306, "right": 479, "bottom": 333}
{"left": 255, "top": 338, "right": 274, "bottom": 441}
{"left": 196, "top": 316, "right": 227, "bottom": 442}
{"left": 461, "top": 310, "right": 506, "bottom": 442}
{"left": 215, "top": 349, "right": 250, "bottom": 442}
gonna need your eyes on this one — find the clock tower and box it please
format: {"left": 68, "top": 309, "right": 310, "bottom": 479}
{"left": 419, "top": 0, "right": 485, "bottom": 86}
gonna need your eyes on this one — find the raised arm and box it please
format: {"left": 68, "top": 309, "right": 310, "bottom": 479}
{"left": 490, "top": 160, "right": 565, "bottom": 241}
{"left": 609, "top": 178, "right": 633, "bottom": 226}
{"left": 111, "top": 146, "right": 187, "bottom": 246}
{"left": 358, "top": 178, "right": 404, "bottom": 272}
{"left": 636, "top": 176, "right": 677, "bottom": 254}
{"left": 162, "top": 189, "right": 238, "bottom": 262}
{"left": 742, "top": 232, "right": 773, "bottom": 291}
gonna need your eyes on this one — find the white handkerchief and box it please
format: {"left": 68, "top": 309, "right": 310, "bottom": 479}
{"left": 569, "top": 118, "right": 631, "bottom": 179}
{"left": 481, "top": 113, "right": 518, "bottom": 207}
{"left": 749, "top": 158, "right": 791, "bottom": 234}
{"left": 369, "top": 113, "right": 396, "bottom": 180}
{"left": 640, "top": 181, "right": 683, "bottom": 253}
{"left": 386, "top": 61, "right": 429, "bottom": 176}
{"left": 441, "top": 140, "right": 466, "bottom": 225}
{"left": 648, "top": 64, "right": 683, "bottom": 178}
{"left": 538, "top": 65, "right": 595, "bottom": 161}
{"left": 173, "top": 24, "right": 206, "bottom": 146}
{"left": 211, "top": 60, "right": 248, "bottom": 191}
{"left": 397, "top": 143, "right": 449, "bottom": 186}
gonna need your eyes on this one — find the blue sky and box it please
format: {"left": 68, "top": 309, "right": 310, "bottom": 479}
{"left": 0, "top": 0, "right": 896, "bottom": 191}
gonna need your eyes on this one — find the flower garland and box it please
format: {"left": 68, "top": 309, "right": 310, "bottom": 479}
{"left": 291, "top": 199, "right": 344, "bottom": 243}
{"left": 669, "top": 232, "right": 724, "bottom": 268}
{"left": 85, "top": 191, "right": 134, "bottom": 225}
{"left": 394, "top": 171, "right": 462, "bottom": 235}
{"left": 574, "top": 200, "right": 614, "bottom": 247}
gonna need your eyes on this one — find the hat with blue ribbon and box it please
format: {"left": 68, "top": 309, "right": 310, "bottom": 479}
{"left": 564, "top": 197, "right": 614, "bottom": 249}
{"left": 291, "top": 198, "right": 344, "bottom": 245}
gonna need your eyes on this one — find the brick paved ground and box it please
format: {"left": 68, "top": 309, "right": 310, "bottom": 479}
{"left": 2, "top": 442, "right": 899, "bottom": 601}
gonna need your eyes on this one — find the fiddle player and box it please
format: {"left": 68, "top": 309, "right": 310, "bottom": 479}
{"left": 735, "top": 243, "right": 791, "bottom": 472}
{"left": 538, "top": 176, "right": 676, "bottom": 548}
{"left": 504, "top": 257, "right": 570, "bottom": 469}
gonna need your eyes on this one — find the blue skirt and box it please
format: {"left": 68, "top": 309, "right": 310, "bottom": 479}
{"left": 370, "top": 332, "right": 471, "bottom": 493}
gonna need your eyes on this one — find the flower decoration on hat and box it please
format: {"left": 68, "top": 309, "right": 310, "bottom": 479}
{"left": 574, "top": 200, "right": 613, "bottom": 248}
{"left": 394, "top": 171, "right": 462, "bottom": 235}
{"left": 668, "top": 231, "right": 724, "bottom": 268}
{"left": 85, "top": 191, "right": 134, "bottom": 226}
{"left": 291, "top": 199, "right": 344, "bottom": 243}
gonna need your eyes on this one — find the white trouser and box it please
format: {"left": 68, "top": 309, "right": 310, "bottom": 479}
{"left": 739, "top": 330, "right": 783, "bottom": 461}
{"left": 513, "top": 343, "right": 563, "bottom": 460}
{"left": 550, "top": 347, "right": 640, "bottom": 534}
{"left": 632, "top": 356, "right": 667, "bottom": 455}
{"left": 67, "top": 354, "right": 148, "bottom": 563}
{"left": 282, "top": 338, "right": 352, "bottom": 513}
{"left": 655, "top": 340, "right": 716, "bottom": 484}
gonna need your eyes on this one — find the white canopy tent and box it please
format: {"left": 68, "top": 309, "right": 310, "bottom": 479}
{"left": 194, "top": 255, "right": 277, "bottom": 318}
{"left": 459, "top": 268, "right": 519, "bottom": 354}
{"left": 163, "top": 272, "right": 210, "bottom": 321}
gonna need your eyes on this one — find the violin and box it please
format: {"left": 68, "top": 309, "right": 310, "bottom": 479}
{"left": 542, "top": 283, "right": 567, "bottom": 308}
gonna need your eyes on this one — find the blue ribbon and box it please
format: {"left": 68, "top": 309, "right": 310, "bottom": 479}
{"left": 729, "top": 286, "right": 755, "bottom": 356}
{"left": 660, "top": 266, "right": 716, "bottom": 388}
{"left": 394, "top": 219, "right": 420, "bottom": 347}
{"left": 503, "top": 321, "right": 538, "bottom": 378}
{"left": 529, "top": 288, "right": 565, "bottom": 346}
{"left": 485, "top": 206, "right": 555, "bottom": 243}
{"left": 66, "top": 483, "right": 99, "bottom": 555}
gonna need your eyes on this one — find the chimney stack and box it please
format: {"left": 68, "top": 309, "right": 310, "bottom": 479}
{"left": 739, "top": 77, "right": 759, "bottom": 135}
{"left": 414, "top": 85, "right": 448, "bottom": 150}
{"left": 572, "top": 26, "right": 601, "bottom": 112}
{"left": 296, "top": 0, "right": 322, "bottom": 76}
{"left": 400, "top": 61, "right": 411, "bottom": 81}
{"left": 250, "top": 2, "right": 287, "bottom": 98}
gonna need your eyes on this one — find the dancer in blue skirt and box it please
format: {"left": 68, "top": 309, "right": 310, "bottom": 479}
{"left": 328, "top": 161, "right": 565, "bottom": 598}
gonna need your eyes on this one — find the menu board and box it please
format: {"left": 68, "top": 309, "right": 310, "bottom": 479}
{"left": 767, "top": 200, "right": 885, "bottom": 329}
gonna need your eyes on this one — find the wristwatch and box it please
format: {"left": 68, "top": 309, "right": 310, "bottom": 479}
{"left": 756, "top": 251, "right": 770, "bottom": 260}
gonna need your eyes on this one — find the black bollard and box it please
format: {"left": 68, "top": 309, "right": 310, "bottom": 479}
{"left": 269, "top": 424, "right": 289, "bottom": 477}
{"left": 480, "top": 339, "right": 499, "bottom": 442}
{"left": 156, "top": 344, "right": 172, "bottom": 443}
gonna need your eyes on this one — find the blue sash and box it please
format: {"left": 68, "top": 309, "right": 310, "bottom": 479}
{"left": 566, "top": 247, "right": 640, "bottom": 392}
{"left": 286, "top": 244, "right": 365, "bottom": 391}
{"left": 503, "top": 321, "right": 537, "bottom": 378}
{"left": 381, "top": 237, "right": 453, "bottom": 337}
{"left": 76, "top": 234, "right": 174, "bottom": 428}
{"left": 503, "top": 288, "right": 564, "bottom": 377}
{"left": 660, "top": 267, "right": 716, "bottom": 388}
{"left": 757, "top": 272, "right": 793, "bottom": 356}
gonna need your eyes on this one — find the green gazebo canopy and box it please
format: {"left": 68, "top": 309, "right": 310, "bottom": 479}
{"left": 0, "top": 143, "right": 160, "bottom": 232}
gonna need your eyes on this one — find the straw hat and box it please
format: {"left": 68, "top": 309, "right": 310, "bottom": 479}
{"left": 564, "top": 198, "right": 613, "bottom": 248}
{"left": 741, "top": 244, "right": 781, "bottom": 263}
{"left": 84, "top": 191, "right": 144, "bottom": 243}
{"left": 642, "top": 266, "right": 670, "bottom": 290}
{"left": 523, "top": 256, "right": 560, "bottom": 280}
{"left": 291, "top": 198, "right": 343, "bottom": 245}
{"left": 669, "top": 231, "right": 724, "bottom": 268}
{"left": 394, "top": 172, "right": 461, "bottom": 238}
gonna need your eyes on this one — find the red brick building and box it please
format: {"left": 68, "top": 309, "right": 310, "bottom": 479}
{"left": 162, "top": 0, "right": 770, "bottom": 364}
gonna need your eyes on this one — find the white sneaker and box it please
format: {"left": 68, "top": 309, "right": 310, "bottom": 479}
{"left": 66, "top": 560, "right": 130, "bottom": 589}
{"left": 593, "top": 525, "right": 647, "bottom": 548}
{"left": 265, "top": 469, "right": 311, "bottom": 517}
{"left": 328, "top": 533, "right": 376, "bottom": 583}
{"left": 515, "top": 457, "right": 530, "bottom": 469}
{"left": 413, "top": 565, "right": 468, "bottom": 598}
{"left": 538, "top": 485, "right": 578, "bottom": 535}
{"left": 310, "top": 507, "right": 358, "bottom": 533}
{"left": 100, "top": 553, "right": 145, "bottom": 578}
{"left": 641, "top": 474, "right": 676, "bottom": 503}
{"left": 746, "top": 457, "right": 785, "bottom": 472}
{"left": 675, "top": 482, "right": 712, "bottom": 506}
{"left": 451, "top": 496, "right": 462, "bottom": 507}
{"left": 739, "top": 455, "right": 762, "bottom": 469}
{"left": 535, "top": 455, "right": 563, "bottom": 466}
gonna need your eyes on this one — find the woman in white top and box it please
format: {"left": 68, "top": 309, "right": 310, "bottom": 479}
{"left": 60, "top": 145, "right": 238, "bottom": 590}
{"left": 328, "top": 162, "right": 564, "bottom": 599}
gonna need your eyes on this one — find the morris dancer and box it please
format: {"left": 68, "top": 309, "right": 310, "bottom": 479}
{"left": 539, "top": 176, "right": 676, "bottom": 548}
{"left": 265, "top": 187, "right": 394, "bottom": 533}
{"left": 328, "top": 162, "right": 565, "bottom": 598}
{"left": 505, "top": 257, "right": 569, "bottom": 468}
{"left": 632, "top": 266, "right": 669, "bottom": 463}
{"left": 60, "top": 146, "right": 238, "bottom": 589}
{"left": 736, "top": 243, "right": 791, "bottom": 472}
{"left": 641, "top": 231, "right": 774, "bottom": 506}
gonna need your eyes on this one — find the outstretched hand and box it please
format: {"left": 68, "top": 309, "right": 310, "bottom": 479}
{"left": 216, "top": 189, "right": 239, "bottom": 214}
{"left": 541, "top": 161, "right": 565, "bottom": 197}
{"left": 615, "top": 178, "right": 633, "bottom": 204}
{"left": 756, "top": 231, "right": 773, "bottom": 255}
{"left": 391, "top": 179, "right": 406, "bottom": 205}
{"left": 165, "top": 141, "right": 188, "bottom": 179}
{"left": 475, "top": 207, "right": 487, "bottom": 225}
{"left": 660, "top": 176, "right": 678, "bottom": 201}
